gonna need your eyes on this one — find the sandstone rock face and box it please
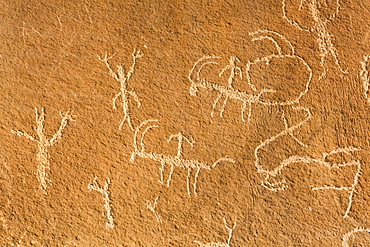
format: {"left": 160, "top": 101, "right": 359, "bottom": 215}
{"left": 1, "top": 0, "right": 370, "bottom": 246}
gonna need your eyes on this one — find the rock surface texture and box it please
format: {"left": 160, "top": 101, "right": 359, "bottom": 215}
{"left": 1, "top": 0, "right": 370, "bottom": 246}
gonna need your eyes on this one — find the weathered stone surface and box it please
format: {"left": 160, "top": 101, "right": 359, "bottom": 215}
{"left": 1, "top": 0, "right": 370, "bottom": 246}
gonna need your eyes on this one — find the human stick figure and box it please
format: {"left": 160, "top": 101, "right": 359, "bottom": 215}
{"left": 11, "top": 107, "right": 75, "bottom": 193}
{"left": 283, "top": 0, "right": 348, "bottom": 79}
{"left": 98, "top": 48, "right": 143, "bottom": 131}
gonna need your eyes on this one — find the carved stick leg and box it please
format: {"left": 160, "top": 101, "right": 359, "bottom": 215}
{"left": 193, "top": 167, "right": 201, "bottom": 196}
{"left": 220, "top": 96, "right": 229, "bottom": 117}
{"left": 159, "top": 161, "right": 165, "bottom": 184}
{"left": 187, "top": 168, "right": 192, "bottom": 196}
{"left": 112, "top": 92, "right": 122, "bottom": 110}
{"left": 211, "top": 93, "right": 223, "bottom": 117}
{"left": 167, "top": 164, "right": 175, "bottom": 187}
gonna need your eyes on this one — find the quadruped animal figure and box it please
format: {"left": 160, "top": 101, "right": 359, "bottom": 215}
{"left": 189, "top": 30, "right": 313, "bottom": 123}
{"left": 130, "top": 120, "right": 235, "bottom": 196}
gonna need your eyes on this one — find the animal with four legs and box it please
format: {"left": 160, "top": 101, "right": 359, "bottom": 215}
{"left": 130, "top": 120, "right": 235, "bottom": 196}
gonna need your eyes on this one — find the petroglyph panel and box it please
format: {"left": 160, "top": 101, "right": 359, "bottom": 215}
{"left": 2, "top": 0, "right": 370, "bottom": 246}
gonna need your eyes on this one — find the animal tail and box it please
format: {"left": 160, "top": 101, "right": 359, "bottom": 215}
{"left": 249, "top": 30, "right": 295, "bottom": 56}
{"left": 131, "top": 119, "right": 159, "bottom": 162}
{"left": 188, "top": 55, "right": 221, "bottom": 96}
{"left": 211, "top": 157, "right": 236, "bottom": 168}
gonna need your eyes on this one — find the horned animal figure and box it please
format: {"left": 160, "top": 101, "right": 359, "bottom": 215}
{"left": 189, "top": 30, "right": 312, "bottom": 122}
{"left": 130, "top": 120, "right": 235, "bottom": 196}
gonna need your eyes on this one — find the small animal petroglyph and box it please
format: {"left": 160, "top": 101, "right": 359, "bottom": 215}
{"left": 98, "top": 48, "right": 143, "bottom": 131}
{"left": 194, "top": 217, "right": 237, "bottom": 247}
{"left": 189, "top": 30, "right": 312, "bottom": 122}
{"left": 130, "top": 120, "right": 235, "bottom": 196}
{"left": 360, "top": 55, "right": 370, "bottom": 104}
{"left": 11, "top": 108, "right": 75, "bottom": 194}
{"left": 88, "top": 177, "right": 115, "bottom": 229}
{"left": 342, "top": 227, "right": 370, "bottom": 247}
{"left": 146, "top": 196, "right": 162, "bottom": 223}
{"left": 283, "top": 0, "right": 348, "bottom": 79}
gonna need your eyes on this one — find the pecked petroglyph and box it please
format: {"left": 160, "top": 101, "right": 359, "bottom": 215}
{"left": 247, "top": 30, "right": 313, "bottom": 105}
{"left": 98, "top": 48, "right": 143, "bottom": 131}
{"left": 342, "top": 227, "right": 370, "bottom": 247}
{"left": 255, "top": 112, "right": 362, "bottom": 218}
{"left": 20, "top": 21, "right": 43, "bottom": 44}
{"left": 88, "top": 177, "right": 115, "bottom": 229}
{"left": 194, "top": 218, "right": 237, "bottom": 247}
{"left": 254, "top": 106, "right": 312, "bottom": 191}
{"left": 130, "top": 120, "right": 235, "bottom": 196}
{"left": 11, "top": 108, "right": 75, "bottom": 194}
{"left": 145, "top": 196, "right": 162, "bottom": 223}
{"left": 360, "top": 55, "right": 370, "bottom": 104}
{"left": 283, "top": 0, "right": 348, "bottom": 79}
{"left": 219, "top": 56, "right": 243, "bottom": 88}
{"left": 189, "top": 30, "right": 312, "bottom": 122}
{"left": 312, "top": 148, "right": 362, "bottom": 218}
{"left": 189, "top": 54, "right": 266, "bottom": 122}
